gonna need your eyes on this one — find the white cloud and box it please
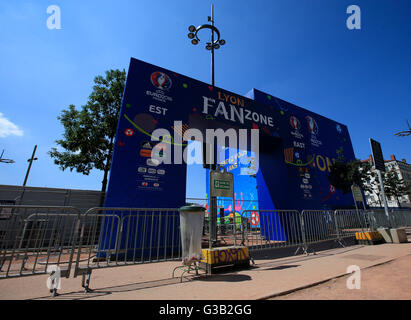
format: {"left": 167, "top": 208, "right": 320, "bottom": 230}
{"left": 0, "top": 113, "right": 24, "bottom": 138}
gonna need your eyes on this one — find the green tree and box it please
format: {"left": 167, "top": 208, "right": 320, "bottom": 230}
{"left": 49, "top": 69, "right": 126, "bottom": 200}
{"left": 327, "top": 148, "right": 375, "bottom": 195}
{"left": 383, "top": 169, "right": 411, "bottom": 207}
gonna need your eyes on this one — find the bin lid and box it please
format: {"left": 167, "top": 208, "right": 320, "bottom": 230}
{"left": 179, "top": 203, "right": 206, "bottom": 213}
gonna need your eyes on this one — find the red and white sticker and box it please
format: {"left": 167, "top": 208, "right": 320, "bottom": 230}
{"left": 250, "top": 212, "right": 260, "bottom": 226}
{"left": 124, "top": 128, "right": 134, "bottom": 136}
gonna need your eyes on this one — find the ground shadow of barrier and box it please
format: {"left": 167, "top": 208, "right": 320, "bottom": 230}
{"left": 33, "top": 276, "right": 192, "bottom": 300}
{"left": 248, "top": 236, "right": 357, "bottom": 261}
{"left": 196, "top": 273, "right": 252, "bottom": 282}
{"left": 264, "top": 265, "right": 300, "bottom": 271}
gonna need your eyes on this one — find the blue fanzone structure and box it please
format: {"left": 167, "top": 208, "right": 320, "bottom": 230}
{"left": 99, "top": 58, "right": 356, "bottom": 257}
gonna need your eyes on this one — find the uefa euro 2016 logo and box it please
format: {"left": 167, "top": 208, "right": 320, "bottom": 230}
{"left": 151, "top": 72, "right": 172, "bottom": 91}
{"left": 306, "top": 116, "right": 319, "bottom": 135}
{"left": 289, "top": 116, "right": 301, "bottom": 130}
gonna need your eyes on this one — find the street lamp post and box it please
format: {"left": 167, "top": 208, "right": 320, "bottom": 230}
{"left": 0, "top": 150, "right": 15, "bottom": 164}
{"left": 187, "top": 4, "right": 226, "bottom": 248}
{"left": 23, "top": 145, "right": 38, "bottom": 187}
{"left": 187, "top": 4, "right": 226, "bottom": 86}
{"left": 19, "top": 145, "right": 38, "bottom": 206}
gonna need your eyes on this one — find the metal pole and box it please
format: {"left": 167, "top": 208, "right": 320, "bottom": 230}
{"left": 353, "top": 200, "right": 365, "bottom": 233}
{"left": 208, "top": 4, "right": 217, "bottom": 248}
{"left": 377, "top": 169, "right": 391, "bottom": 228}
{"left": 211, "top": 4, "right": 215, "bottom": 86}
{"left": 23, "top": 145, "right": 37, "bottom": 186}
{"left": 359, "top": 192, "right": 369, "bottom": 229}
{"left": 209, "top": 170, "right": 215, "bottom": 249}
{"left": 20, "top": 145, "right": 37, "bottom": 205}
{"left": 233, "top": 190, "right": 236, "bottom": 246}
{"left": 209, "top": 170, "right": 211, "bottom": 249}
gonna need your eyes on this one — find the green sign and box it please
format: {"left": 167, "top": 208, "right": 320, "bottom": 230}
{"left": 210, "top": 170, "right": 234, "bottom": 198}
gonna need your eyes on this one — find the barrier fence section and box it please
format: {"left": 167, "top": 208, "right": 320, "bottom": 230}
{"left": 73, "top": 207, "right": 181, "bottom": 292}
{"left": 0, "top": 205, "right": 81, "bottom": 281}
{"left": 240, "top": 210, "right": 304, "bottom": 252}
{"left": 363, "top": 208, "right": 411, "bottom": 229}
{"left": 241, "top": 209, "right": 370, "bottom": 254}
{"left": 334, "top": 209, "right": 366, "bottom": 238}
{"left": 389, "top": 209, "right": 411, "bottom": 228}
{"left": 301, "top": 210, "right": 339, "bottom": 248}
{"left": 366, "top": 209, "right": 391, "bottom": 229}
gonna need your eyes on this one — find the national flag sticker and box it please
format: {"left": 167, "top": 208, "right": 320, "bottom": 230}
{"left": 124, "top": 128, "right": 134, "bottom": 136}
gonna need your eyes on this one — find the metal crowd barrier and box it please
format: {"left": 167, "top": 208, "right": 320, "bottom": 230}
{"left": 204, "top": 216, "right": 239, "bottom": 245}
{"left": 365, "top": 209, "right": 390, "bottom": 229}
{"left": 334, "top": 209, "right": 366, "bottom": 237}
{"left": 73, "top": 207, "right": 181, "bottom": 292}
{"left": 240, "top": 210, "right": 303, "bottom": 252}
{"left": 364, "top": 208, "right": 411, "bottom": 229}
{"left": 0, "top": 205, "right": 81, "bottom": 284}
{"left": 240, "top": 209, "right": 370, "bottom": 255}
{"left": 389, "top": 209, "right": 411, "bottom": 228}
{"left": 301, "top": 210, "right": 339, "bottom": 251}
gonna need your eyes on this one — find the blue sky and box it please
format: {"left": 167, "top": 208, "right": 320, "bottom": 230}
{"left": 0, "top": 0, "right": 410, "bottom": 191}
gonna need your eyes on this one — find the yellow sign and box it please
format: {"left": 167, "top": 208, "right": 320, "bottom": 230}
{"left": 355, "top": 231, "right": 382, "bottom": 241}
{"left": 201, "top": 246, "right": 249, "bottom": 265}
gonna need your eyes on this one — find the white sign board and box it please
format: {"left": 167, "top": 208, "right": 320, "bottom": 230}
{"left": 351, "top": 185, "right": 364, "bottom": 203}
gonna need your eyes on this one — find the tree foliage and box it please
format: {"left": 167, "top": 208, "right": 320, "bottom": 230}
{"left": 329, "top": 148, "right": 411, "bottom": 207}
{"left": 48, "top": 69, "right": 126, "bottom": 192}
{"left": 327, "top": 148, "right": 375, "bottom": 194}
{"left": 383, "top": 169, "right": 411, "bottom": 207}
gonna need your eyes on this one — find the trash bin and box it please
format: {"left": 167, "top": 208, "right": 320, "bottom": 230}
{"left": 179, "top": 204, "right": 206, "bottom": 266}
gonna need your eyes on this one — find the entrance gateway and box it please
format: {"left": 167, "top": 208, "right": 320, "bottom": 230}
{"left": 99, "top": 58, "right": 356, "bottom": 257}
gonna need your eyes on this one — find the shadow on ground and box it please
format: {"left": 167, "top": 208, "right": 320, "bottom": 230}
{"left": 263, "top": 265, "right": 300, "bottom": 271}
{"left": 196, "top": 274, "right": 252, "bottom": 282}
{"left": 33, "top": 277, "right": 195, "bottom": 300}
{"left": 248, "top": 236, "right": 357, "bottom": 262}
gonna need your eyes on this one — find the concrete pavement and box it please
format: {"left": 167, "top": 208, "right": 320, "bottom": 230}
{"left": 273, "top": 254, "right": 411, "bottom": 300}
